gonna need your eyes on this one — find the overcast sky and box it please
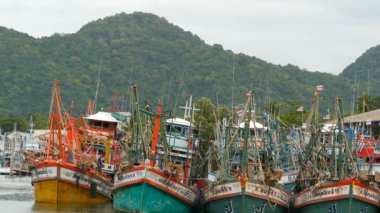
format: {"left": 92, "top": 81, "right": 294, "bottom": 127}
{"left": 0, "top": 0, "right": 379, "bottom": 74}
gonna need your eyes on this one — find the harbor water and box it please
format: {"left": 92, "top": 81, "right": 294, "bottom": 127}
{"left": 0, "top": 175, "right": 120, "bottom": 213}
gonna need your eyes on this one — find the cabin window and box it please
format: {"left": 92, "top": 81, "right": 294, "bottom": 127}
{"left": 166, "top": 125, "right": 182, "bottom": 134}
{"left": 94, "top": 121, "right": 102, "bottom": 128}
{"left": 103, "top": 122, "right": 110, "bottom": 129}
{"left": 173, "top": 125, "right": 182, "bottom": 134}
{"left": 166, "top": 125, "right": 171, "bottom": 133}
{"left": 183, "top": 128, "right": 189, "bottom": 137}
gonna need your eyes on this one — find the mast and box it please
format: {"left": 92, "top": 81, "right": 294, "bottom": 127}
{"left": 10, "top": 123, "right": 16, "bottom": 176}
{"left": 149, "top": 101, "right": 162, "bottom": 167}
{"left": 87, "top": 100, "right": 93, "bottom": 115}
{"left": 336, "top": 96, "right": 344, "bottom": 180}
{"left": 241, "top": 101, "right": 250, "bottom": 174}
{"left": 130, "top": 84, "right": 146, "bottom": 162}
{"left": 46, "top": 80, "right": 63, "bottom": 161}
{"left": 232, "top": 54, "right": 235, "bottom": 119}
{"left": 240, "top": 92, "right": 252, "bottom": 213}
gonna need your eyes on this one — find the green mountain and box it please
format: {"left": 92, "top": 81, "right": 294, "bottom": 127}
{"left": 340, "top": 45, "right": 380, "bottom": 94}
{"left": 0, "top": 12, "right": 367, "bottom": 116}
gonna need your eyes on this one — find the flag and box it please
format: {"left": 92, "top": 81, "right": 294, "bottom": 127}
{"left": 296, "top": 106, "right": 304, "bottom": 112}
{"left": 224, "top": 200, "right": 234, "bottom": 213}
{"left": 236, "top": 109, "right": 244, "bottom": 118}
{"left": 316, "top": 85, "right": 324, "bottom": 91}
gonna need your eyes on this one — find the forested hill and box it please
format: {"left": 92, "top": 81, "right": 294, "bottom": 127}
{"left": 0, "top": 12, "right": 358, "bottom": 116}
{"left": 340, "top": 45, "right": 380, "bottom": 94}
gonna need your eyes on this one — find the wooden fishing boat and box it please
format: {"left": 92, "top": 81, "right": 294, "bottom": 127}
{"left": 113, "top": 89, "right": 201, "bottom": 212}
{"left": 294, "top": 179, "right": 380, "bottom": 213}
{"left": 113, "top": 165, "right": 198, "bottom": 212}
{"left": 31, "top": 80, "right": 118, "bottom": 204}
{"left": 204, "top": 92, "right": 290, "bottom": 213}
{"left": 33, "top": 161, "right": 112, "bottom": 204}
{"left": 205, "top": 181, "right": 289, "bottom": 213}
{"left": 294, "top": 95, "right": 380, "bottom": 212}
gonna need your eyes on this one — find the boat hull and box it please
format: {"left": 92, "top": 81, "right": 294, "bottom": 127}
{"left": 294, "top": 180, "right": 380, "bottom": 213}
{"left": 32, "top": 162, "right": 112, "bottom": 204}
{"left": 295, "top": 198, "right": 378, "bottom": 213}
{"left": 113, "top": 166, "right": 198, "bottom": 212}
{"left": 204, "top": 181, "right": 289, "bottom": 213}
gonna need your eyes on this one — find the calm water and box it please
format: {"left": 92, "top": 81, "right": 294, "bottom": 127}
{"left": 0, "top": 175, "right": 121, "bottom": 213}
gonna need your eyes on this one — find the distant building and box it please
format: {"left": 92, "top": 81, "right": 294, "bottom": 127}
{"left": 3, "top": 129, "right": 49, "bottom": 152}
{"left": 343, "top": 109, "right": 380, "bottom": 138}
{"left": 0, "top": 133, "right": 5, "bottom": 152}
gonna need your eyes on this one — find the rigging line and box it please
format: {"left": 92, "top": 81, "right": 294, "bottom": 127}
{"left": 93, "top": 57, "right": 102, "bottom": 113}
{"left": 367, "top": 69, "right": 370, "bottom": 97}
{"left": 232, "top": 53, "right": 235, "bottom": 118}
{"left": 48, "top": 81, "right": 55, "bottom": 128}
{"left": 250, "top": 66, "right": 253, "bottom": 97}
{"left": 226, "top": 95, "right": 251, "bottom": 151}
{"left": 173, "top": 68, "right": 185, "bottom": 116}
{"left": 166, "top": 76, "right": 173, "bottom": 113}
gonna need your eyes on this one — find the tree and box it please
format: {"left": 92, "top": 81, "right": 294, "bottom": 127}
{"left": 278, "top": 100, "right": 304, "bottom": 127}
{"left": 264, "top": 100, "right": 288, "bottom": 117}
{"left": 194, "top": 97, "right": 217, "bottom": 141}
{"left": 357, "top": 93, "right": 375, "bottom": 113}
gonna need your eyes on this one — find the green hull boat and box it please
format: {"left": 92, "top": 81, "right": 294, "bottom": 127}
{"left": 205, "top": 181, "right": 289, "bottom": 213}
{"left": 294, "top": 179, "right": 380, "bottom": 213}
{"left": 113, "top": 166, "right": 199, "bottom": 213}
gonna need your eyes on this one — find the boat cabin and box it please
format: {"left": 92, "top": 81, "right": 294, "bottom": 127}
{"left": 85, "top": 111, "right": 119, "bottom": 138}
{"left": 165, "top": 118, "right": 199, "bottom": 150}
{"left": 84, "top": 111, "right": 120, "bottom": 166}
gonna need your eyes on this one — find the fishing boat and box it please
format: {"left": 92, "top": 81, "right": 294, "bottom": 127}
{"left": 262, "top": 113, "right": 300, "bottom": 192}
{"left": 112, "top": 87, "right": 201, "bottom": 212}
{"left": 356, "top": 132, "right": 380, "bottom": 176}
{"left": 31, "top": 80, "right": 116, "bottom": 204}
{"left": 294, "top": 96, "right": 380, "bottom": 212}
{"left": 204, "top": 92, "right": 289, "bottom": 213}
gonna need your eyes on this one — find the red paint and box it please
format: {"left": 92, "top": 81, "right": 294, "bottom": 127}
{"left": 150, "top": 101, "right": 162, "bottom": 167}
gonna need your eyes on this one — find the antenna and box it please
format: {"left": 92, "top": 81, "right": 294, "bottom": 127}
{"left": 350, "top": 72, "right": 357, "bottom": 127}
{"left": 173, "top": 69, "right": 185, "bottom": 116}
{"left": 266, "top": 71, "right": 269, "bottom": 104}
{"left": 367, "top": 69, "right": 370, "bottom": 96}
{"left": 179, "top": 94, "right": 199, "bottom": 121}
{"left": 250, "top": 66, "right": 253, "bottom": 93}
{"left": 93, "top": 57, "right": 102, "bottom": 112}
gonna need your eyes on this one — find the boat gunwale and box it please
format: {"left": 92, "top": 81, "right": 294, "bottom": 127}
{"left": 113, "top": 166, "right": 199, "bottom": 205}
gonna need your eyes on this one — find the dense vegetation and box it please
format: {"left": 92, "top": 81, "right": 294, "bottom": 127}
{"left": 0, "top": 12, "right": 378, "bottom": 126}
{"left": 340, "top": 45, "right": 380, "bottom": 92}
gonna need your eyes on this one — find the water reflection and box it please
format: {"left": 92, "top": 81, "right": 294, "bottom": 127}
{"left": 32, "top": 202, "right": 121, "bottom": 212}
{"left": 0, "top": 175, "right": 121, "bottom": 212}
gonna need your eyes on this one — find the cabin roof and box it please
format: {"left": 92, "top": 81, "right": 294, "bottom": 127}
{"left": 236, "top": 120, "right": 265, "bottom": 129}
{"left": 85, "top": 111, "right": 119, "bottom": 123}
{"left": 321, "top": 123, "right": 338, "bottom": 133}
{"left": 343, "top": 109, "right": 380, "bottom": 123}
{"left": 166, "top": 118, "right": 192, "bottom": 126}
